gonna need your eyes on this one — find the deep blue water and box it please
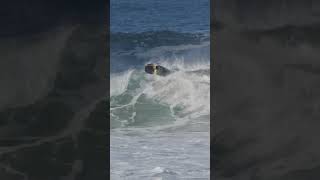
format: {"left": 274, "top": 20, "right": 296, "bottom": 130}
{"left": 111, "top": 0, "right": 210, "bottom": 33}
{"left": 110, "top": 0, "right": 210, "bottom": 73}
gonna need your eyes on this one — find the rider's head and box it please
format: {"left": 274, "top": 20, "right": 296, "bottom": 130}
{"left": 145, "top": 64, "right": 158, "bottom": 74}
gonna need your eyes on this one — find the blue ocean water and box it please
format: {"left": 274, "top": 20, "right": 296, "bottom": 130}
{"left": 111, "top": 0, "right": 209, "bottom": 33}
{"left": 110, "top": 0, "right": 210, "bottom": 73}
{"left": 110, "top": 0, "right": 210, "bottom": 179}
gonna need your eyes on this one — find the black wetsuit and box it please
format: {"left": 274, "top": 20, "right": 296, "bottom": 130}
{"left": 145, "top": 64, "right": 171, "bottom": 76}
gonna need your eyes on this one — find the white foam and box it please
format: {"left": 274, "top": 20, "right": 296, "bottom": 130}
{"left": 110, "top": 69, "right": 134, "bottom": 97}
{"left": 110, "top": 131, "right": 210, "bottom": 179}
{"left": 110, "top": 56, "right": 210, "bottom": 130}
{"left": 143, "top": 58, "right": 210, "bottom": 120}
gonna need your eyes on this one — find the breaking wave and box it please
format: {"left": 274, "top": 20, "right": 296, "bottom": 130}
{"left": 110, "top": 58, "right": 210, "bottom": 129}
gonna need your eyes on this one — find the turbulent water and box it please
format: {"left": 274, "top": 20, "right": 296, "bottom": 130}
{"left": 111, "top": 58, "right": 210, "bottom": 129}
{"left": 110, "top": 0, "right": 210, "bottom": 179}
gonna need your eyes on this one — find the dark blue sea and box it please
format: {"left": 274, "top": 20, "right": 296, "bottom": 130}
{"left": 111, "top": 0, "right": 209, "bottom": 33}
{"left": 110, "top": 0, "right": 210, "bottom": 179}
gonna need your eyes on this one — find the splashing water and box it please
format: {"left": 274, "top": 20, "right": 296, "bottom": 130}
{"left": 110, "top": 58, "right": 209, "bottom": 129}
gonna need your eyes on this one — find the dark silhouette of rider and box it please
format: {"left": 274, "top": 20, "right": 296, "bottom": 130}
{"left": 145, "top": 64, "right": 171, "bottom": 76}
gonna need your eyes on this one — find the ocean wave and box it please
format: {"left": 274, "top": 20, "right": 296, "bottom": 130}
{"left": 110, "top": 31, "right": 209, "bottom": 73}
{"left": 110, "top": 58, "right": 210, "bottom": 129}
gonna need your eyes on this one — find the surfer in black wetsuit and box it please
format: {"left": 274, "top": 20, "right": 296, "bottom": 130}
{"left": 144, "top": 63, "right": 171, "bottom": 76}
{"left": 145, "top": 63, "right": 210, "bottom": 77}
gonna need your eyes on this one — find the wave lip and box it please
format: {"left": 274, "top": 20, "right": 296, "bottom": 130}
{"left": 110, "top": 69, "right": 134, "bottom": 97}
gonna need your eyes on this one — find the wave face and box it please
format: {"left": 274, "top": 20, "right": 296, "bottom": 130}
{"left": 110, "top": 31, "right": 210, "bottom": 130}
{"left": 110, "top": 30, "right": 210, "bottom": 179}
{"left": 110, "top": 60, "right": 210, "bottom": 129}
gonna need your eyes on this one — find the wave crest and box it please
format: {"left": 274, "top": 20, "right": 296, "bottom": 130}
{"left": 110, "top": 58, "right": 209, "bottom": 129}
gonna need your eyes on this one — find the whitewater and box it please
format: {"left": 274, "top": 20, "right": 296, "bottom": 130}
{"left": 110, "top": 44, "right": 210, "bottom": 179}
